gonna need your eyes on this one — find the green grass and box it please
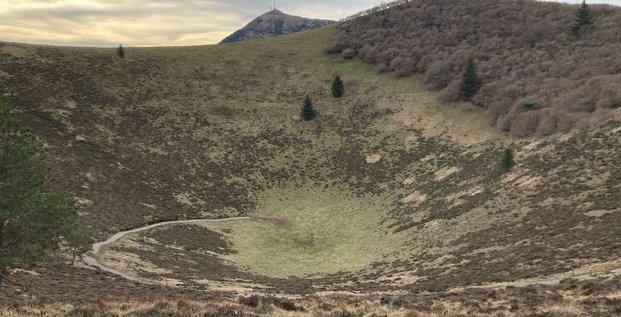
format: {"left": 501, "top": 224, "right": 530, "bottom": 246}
{"left": 201, "top": 185, "right": 403, "bottom": 277}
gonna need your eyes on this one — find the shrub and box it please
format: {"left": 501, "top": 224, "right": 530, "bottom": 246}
{"left": 238, "top": 295, "right": 260, "bottom": 307}
{"left": 341, "top": 48, "right": 356, "bottom": 59}
{"left": 238, "top": 295, "right": 304, "bottom": 312}
{"left": 424, "top": 60, "right": 454, "bottom": 90}
{"left": 522, "top": 100, "right": 537, "bottom": 110}
{"left": 502, "top": 148, "right": 516, "bottom": 171}
{"left": 268, "top": 297, "right": 304, "bottom": 312}
{"left": 510, "top": 111, "right": 541, "bottom": 137}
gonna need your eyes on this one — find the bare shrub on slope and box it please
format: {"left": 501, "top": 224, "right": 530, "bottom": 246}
{"left": 328, "top": 0, "right": 621, "bottom": 136}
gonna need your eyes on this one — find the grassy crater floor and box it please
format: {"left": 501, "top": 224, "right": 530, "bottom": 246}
{"left": 101, "top": 185, "right": 404, "bottom": 280}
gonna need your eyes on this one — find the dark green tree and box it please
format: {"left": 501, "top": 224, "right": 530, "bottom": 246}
{"left": 331, "top": 75, "right": 344, "bottom": 98}
{"left": 0, "top": 83, "right": 82, "bottom": 280}
{"left": 459, "top": 58, "right": 482, "bottom": 101}
{"left": 571, "top": 0, "right": 594, "bottom": 37}
{"left": 501, "top": 148, "right": 516, "bottom": 171}
{"left": 117, "top": 44, "right": 125, "bottom": 58}
{"left": 301, "top": 95, "right": 317, "bottom": 121}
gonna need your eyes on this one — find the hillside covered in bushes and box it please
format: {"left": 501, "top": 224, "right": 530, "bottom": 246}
{"left": 328, "top": 0, "right": 621, "bottom": 136}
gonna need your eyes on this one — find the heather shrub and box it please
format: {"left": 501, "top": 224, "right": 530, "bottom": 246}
{"left": 341, "top": 48, "right": 356, "bottom": 59}
{"left": 537, "top": 109, "right": 570, "bottom": 136}
{"left": 329, "top": 0, "right": 621, "bottom": 136}
{"left": 510, "top": 111, "right": 541, "bottom": 137}
{"left": 424, "top": 60, "right": 454, "bottom": 90}
{"left": 438, "top": 78, "right": 462, "bottom": 103}
{"left": 375, "top": 63, "right": 390, "bottom": 74}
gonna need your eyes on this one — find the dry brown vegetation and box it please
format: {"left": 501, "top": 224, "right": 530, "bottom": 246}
{"left": 328, "top": 0, "right": 621, "bottom": 136}
{"left": 3, "top": 275, "right": 621, "bottom": 316}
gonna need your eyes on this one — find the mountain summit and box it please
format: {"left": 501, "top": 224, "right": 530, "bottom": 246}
{"left": 220, "top": 9, "right": 335, "bottom": 43}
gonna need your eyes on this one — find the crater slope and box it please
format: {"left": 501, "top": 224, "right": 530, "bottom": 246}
{"left": 0, "top": 26, "right": 620, "bottom": 297}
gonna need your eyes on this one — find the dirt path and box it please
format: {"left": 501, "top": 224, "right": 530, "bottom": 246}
{"left": 82, "top": 217, "right": 253, "bottom": 283}
{"left": 83, "top": 217, "right": 621, "bottom": 290}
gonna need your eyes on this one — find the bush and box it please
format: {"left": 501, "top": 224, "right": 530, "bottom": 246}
{"left": 502, "top": 148, "right": 516, "bottom": 171}
{"left": 424, "top": 60, "right": 454, "bottom": 90}
{"left": 510, "top": 111, "right": 541, "bottom": 137}
{"left": 238, "top": 295, "right": 304, "bottom": 312}
{"left": 341, "top": 48, "right": 356, "bottom": 59}
{"left": 238, "top": 295, "right": 260, "bottom": 307}
{"left": 522, "top": 100, "right": 537, "bottom": 110}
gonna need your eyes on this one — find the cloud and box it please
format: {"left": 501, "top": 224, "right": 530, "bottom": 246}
{"left": 0, "top": 0, "right": 620, "bottom": 47}
{"left": 0, "top": 0, "right": 254, "bottom": 46}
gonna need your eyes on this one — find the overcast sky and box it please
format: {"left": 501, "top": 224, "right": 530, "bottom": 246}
{"left": 0, "top": 0, "right": 620, "bottom": 47}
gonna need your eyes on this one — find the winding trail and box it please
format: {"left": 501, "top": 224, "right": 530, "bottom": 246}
{"left": 82, "top": 217, "right": 621, "bottom": 289}
{"left": 82, "top": 217, "right": 253, "bottom": 283}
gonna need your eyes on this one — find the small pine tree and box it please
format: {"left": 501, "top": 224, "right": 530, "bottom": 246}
{"left": 571, "top": 1, "right": 594, "bottom": 37}
{"left": 301, "top": 95, "right": 317, "bottom": 121}
{"left": 502, "top": 148, "right": 516, "bottom": 171}
{"left": 117, "top": 44, "right": 125, "bottom": 58}
{"left": 331, "top": 75, "right": 344, "bottom": 98}
{"left": 459, "top": 58, "right": 482, "bottom": 101}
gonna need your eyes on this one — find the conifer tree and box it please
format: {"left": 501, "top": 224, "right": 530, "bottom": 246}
{"left": 459, "top": 58, "right": 482, "bottom": 101}
{"left": 117, "top": 44, "right": 125, "bottom": 58}
{"left": 331, "top": 75, "right": 344, "bottom": 98}
{"left": 0, "top": 82, "right": 82, "bottom": 274}
{"left": 301, "top": 95, "right": 317, "bottom": 121}
{"left": 502, "top": 148, "right": 516, "bottom": 171}
{"left": 571, "top": 1, "right": 594, "bottom": 37}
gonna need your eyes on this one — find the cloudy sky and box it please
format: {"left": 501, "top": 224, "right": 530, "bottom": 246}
{"left": 0, "top": 0, "right": 620, "bottom": 47}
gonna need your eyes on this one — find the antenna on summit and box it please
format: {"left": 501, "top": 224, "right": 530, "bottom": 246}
{"left": 272, "top": 0, "right": 276, "bottom": 11}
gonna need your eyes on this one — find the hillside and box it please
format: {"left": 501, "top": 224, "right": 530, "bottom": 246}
{"left": 220, "top": 9, "right": 334, "bottom": 43}
{"left": 0, "top": 4, "right": 620, "bottom": 317}
{"left": 328, "top": 0, "right": 621, "bottom": 137}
